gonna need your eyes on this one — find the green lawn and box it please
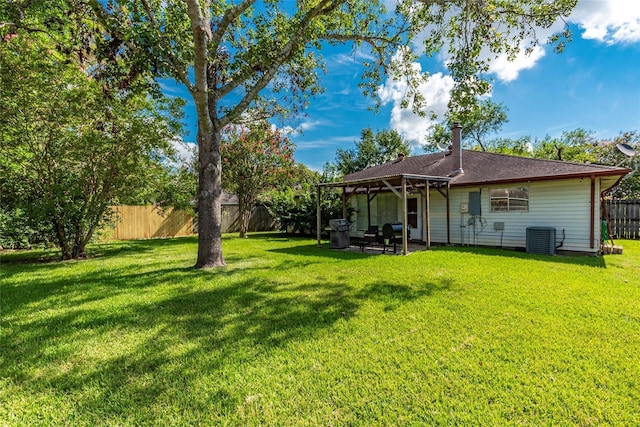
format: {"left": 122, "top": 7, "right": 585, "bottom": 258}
{"left": 1, "top": 234, "right": 639, "bottom": 426}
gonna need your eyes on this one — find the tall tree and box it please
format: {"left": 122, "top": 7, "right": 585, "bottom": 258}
{"left": 410, "top": 0, "right": 576, "bottom": 114}
{"left": 425, "top": 100, "right": 509, "bottom": 152}
{"left": 533, "top": 128, "right": 597, "bottom": 162}
{"left": 484, "top": 136, "right": 534, "bottom": 157}
{"left": 73, "top": 0, "right": 576, "bottom": 268}
{"left": 0, "top": 27, "right": 181, "bottom": 259}
{"left": 82, "top": 0, "right": 411, "bottom": 267}
{"left": 334, "top": 128, "right": 411, "bottom": 175}
{"left": 221, "top": 122, "right": 295, "bottom": 237}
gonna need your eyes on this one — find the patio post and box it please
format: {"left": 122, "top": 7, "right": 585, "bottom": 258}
{"left": 367, "top": 187, "right": 371, "bottom": 227}
{"left": 402, "top": 176, "right": 408, "bottom": 255}
{"left": 342, "top": 187, "right": 347, "bottom": 220}
{"left": 446, "top": 182, "right": 451, "bottom": 244}
{"left": 317, "top": 185, "right": 322, "bottom": 248}
{"left": 425, "top": 181, "right": 430, "bottom": 250}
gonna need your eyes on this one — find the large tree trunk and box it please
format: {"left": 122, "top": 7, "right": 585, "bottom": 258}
{"left": 187, "top": 0, "right": 225, "bottom": 268}
{"left": 195, "top": 127, "right": 226, "bottom": 268}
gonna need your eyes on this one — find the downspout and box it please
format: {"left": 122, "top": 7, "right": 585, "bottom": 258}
{"left": 425, "top": 180, "right": 431, "bottom": 250}
{"left": 367, "top": 187, "right": 371, "bottom": 228}
{"left": 342, "top": 187, "right": 347, "bottom": 220}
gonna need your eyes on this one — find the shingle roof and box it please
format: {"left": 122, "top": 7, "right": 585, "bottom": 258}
{"left": 341, "top": 150, "right": 629, "bottom": 187}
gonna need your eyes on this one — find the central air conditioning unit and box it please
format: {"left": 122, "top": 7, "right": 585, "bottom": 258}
{"left": 526, "top": 226, "right": 556, "bottom": 255}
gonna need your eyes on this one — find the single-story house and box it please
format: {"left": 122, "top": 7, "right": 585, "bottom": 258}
{"left": 317, "top": 124, "right": 630, "bottom": 255}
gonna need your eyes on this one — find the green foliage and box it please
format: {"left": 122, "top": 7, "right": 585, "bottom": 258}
{"left": 425, "top": 100, "right": 509, "bottom": 152}
{"left": 159, "top": 162, "right": 199, "bottom": 214}
{"left": 406, "top": 0, "right": 577, "bottom": 113}
{"left": 596, "top": 131, "right": 640, "bottom": 199}
{"left": 0, "top": 31, "right": 182, "bottom": 259}
{"left": 0, "top": 208, "right": 48, "bottom": 250}
{"left": 1, "top": 236, "right": 639, "bottom": 425}
{"left": 533, "top": 128, "right": 598, "bottom": 162}
{"left": 484, "top": 135, "right": 534, "bottom": 156}
{"left": 268, "top": 188, "right": 344, "bottom": 236}
{"left": 264, "top": 164, "right": 344, "bottom": 235}
{"left": 119, "top": 141, "right": 198, "bottom": 214}
{"left": 221, "top": 121, "right": 295, "bottom": 237}
{"left": 269, "top": 190, "right": 317, "bottom": 235}
{"left": 334, "top": 128, "right": 411, "bottom": 175}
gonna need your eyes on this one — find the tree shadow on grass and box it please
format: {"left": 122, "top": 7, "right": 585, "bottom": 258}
{"left": 429, "top": 245, "right": 607, "bottom": 268}
{"left": 267, "top": 243, "right": 373, "bottom": 260}
{"left": 2, "top": 256, "right": 449, "bottom": 423}
{"left": 0, "top": 236, "right": 198, "bottom": 265}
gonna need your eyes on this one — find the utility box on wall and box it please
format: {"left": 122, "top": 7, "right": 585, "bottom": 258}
{"left": 469, "top": 192, "right": 481, "bottom": 216}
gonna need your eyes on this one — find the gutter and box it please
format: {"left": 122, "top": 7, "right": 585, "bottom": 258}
{"left": 448, "top": 169, "right": 632, "bottom": 189}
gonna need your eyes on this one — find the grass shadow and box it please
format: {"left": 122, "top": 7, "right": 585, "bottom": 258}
{"left": 3, "top": 235, "right": 638, "bottom": 424}
{"left": 429, "top": 244, "right": 607, "bottom": 268}
{"left": 267, "top": 243, "right": 374, "bottom": 260}
{"left": 2, "top": 253, "right": 450, "bottom": 422}
{"left": 0, "top": 235, "right": 198, "bottom": 267}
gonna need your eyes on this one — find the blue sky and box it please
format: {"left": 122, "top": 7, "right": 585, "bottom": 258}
{"left": 174, "top": 0, "right": 640, "bottom": 171}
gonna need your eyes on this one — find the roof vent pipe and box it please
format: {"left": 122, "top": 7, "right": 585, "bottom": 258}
{"left": 450, "top": 122, "right": 463, "bottom": 176}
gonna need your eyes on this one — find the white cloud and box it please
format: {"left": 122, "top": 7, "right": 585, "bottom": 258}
{"left": 412, "top": 1, "right": 639, "bottom": 85}
{"left": 298, "top": 119, "right": 322, "bottom": 131}
{"left": 325, "top": 49, "right": 376, "bottom": 79}
{"left": 488, "top": 45, "right": 546, "bottom": 82}
{"left": 378, "top": 69, "right": 454, "bottom": 149}
{"left": 492, "top": 0, "right": 640, "bottom": 79}
{"left": 171, "top": 138, "right": 196, "bottom": 166}
{"left": 570, "top": 0, "right": 640, "bottom": 44}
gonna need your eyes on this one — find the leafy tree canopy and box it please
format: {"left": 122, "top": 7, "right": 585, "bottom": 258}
{"left": 334, "top": 128, "right": 411, "bottom": 175}
{"left": 425, "top": 100, "right": 509, "bottom": 152}
{"left": 484, "top": 136, "right": 534, "bottom": 157}
{"left": 532, "top": 128, "right": 599, "bottom": 163}
{"left": 221, "top": 121, "right": 295, "bottom": 237}
{"left": 0, "top": 26, "right": 183, "bottom": 258}
{"left": 265, "top": 164, "right": 345, "bottom": 236}
{"left": 595, "top": 131, "right": 640, "bottom": 199}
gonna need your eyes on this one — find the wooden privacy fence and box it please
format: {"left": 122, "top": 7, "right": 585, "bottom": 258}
{"left": 107, "top": 206, "right": 195, "bottom": 241}
{"left": 221, "top": 204, "right": 275, "bottom": 233}
{"left": 104, "top": 204, "right": 275, "bottom": 241}
{"left": 605, "top": 199, "right": 640, "bottom": 240}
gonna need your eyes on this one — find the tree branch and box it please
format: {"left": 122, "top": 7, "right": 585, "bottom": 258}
{"left": 139, "top": 0, "right": 194, "bottom": 94}
{"left": 185, "top": 0, "right": 214, "bottom": 136}
{"left": 217, "top": 0, "right": 344, "bottom": 127}
{"left": 210, "top": 0, "right": 255, "bottom": 52}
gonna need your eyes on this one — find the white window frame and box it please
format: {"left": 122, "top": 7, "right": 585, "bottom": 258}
{"left": 490, "top": 187, "right": 529, "bottom": 212}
